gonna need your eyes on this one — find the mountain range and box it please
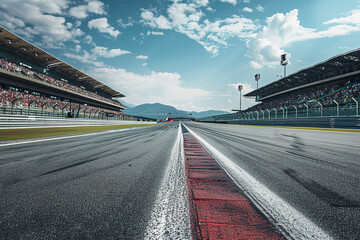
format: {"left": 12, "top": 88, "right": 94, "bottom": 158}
{"left": 122, "top": 103, "right": 229, "bottom": 120}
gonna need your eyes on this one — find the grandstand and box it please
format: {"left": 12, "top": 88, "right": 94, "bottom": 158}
{"left": 200, "top": 48, "right": 360, "bottom": 122}
{"left": 0, "top": 26, "right": 152, "bottom": 121}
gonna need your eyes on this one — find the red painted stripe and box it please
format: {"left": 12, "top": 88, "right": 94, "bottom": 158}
{"left": 183, "top": 133, "right": 285, "bottom": 240}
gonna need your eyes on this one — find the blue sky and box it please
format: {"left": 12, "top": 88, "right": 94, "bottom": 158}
{"left": 1, "top": 0, "right": 360, "bottom": 111}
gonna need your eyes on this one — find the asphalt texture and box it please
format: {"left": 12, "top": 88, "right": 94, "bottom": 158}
{"left": 183, "top": 122, "right": 360, "bottom": 240}
{"left": 0, "top": 122, "right": 179, "bottom": 239}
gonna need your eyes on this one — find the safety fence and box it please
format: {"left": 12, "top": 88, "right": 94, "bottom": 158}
{"left": 0, "top": 106, "right": 155, "bottom": 122}
{"left": 199, "top": 102, "right": 359, "bottom": 122}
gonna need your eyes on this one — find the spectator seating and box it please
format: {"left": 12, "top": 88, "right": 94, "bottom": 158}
{"left": 0, "top": 58, "right": 122, "bottom": 107}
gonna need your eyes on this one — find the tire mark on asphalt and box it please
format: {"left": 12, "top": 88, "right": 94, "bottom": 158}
{"left": 283, "top": 168, "right": 360, "bottom": 208}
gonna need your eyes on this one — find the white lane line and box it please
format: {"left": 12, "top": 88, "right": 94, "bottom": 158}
{"left": 0, "top": 127, "right": 144, "bottom": 147}
{"left": 183, "top": 124, "right": 333, "bottom": 240}
{"left": 144, "top": 122, "right": 191, "bottom": 240}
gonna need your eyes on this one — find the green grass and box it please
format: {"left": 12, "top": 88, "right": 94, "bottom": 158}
{"left": 0, "top": 124, "right": 155, "bottom": 141}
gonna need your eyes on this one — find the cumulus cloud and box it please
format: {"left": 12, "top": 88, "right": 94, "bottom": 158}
{"left": 246, "top": 9, "right": 360, "bottom": 69}
{"left": 0, "top": 0, "right": 84, "bottom": 48}
{"left": 147, "top": 31, "right": 164, "bottom": 36}
{"left": 87, "top": 67, "right": 210, "bottom": 110}
{"left": 324, "top": 9, "right": 360, "bottom": 25}
{"left": 256, "top": 4, "right": 265, "bottom": 12}
{"left": 242, "top": 7, "right": 253, "bottom": 13}
{"left": 140, "top": 10, "right": 172, "bottom": 29}
{"left": 140, "top": 1, "right": 258, "bottom": 55}
{"left": 220, "top": 0, "right": 237, "bottom": 5}
{"left": 64, "top": 51, "right": 105, "bottom": 67}
{"left": 69, "top": 0, "right": 105, "bottom": 19}
{"left": 135, "top": 55, "right": 149, "bottom": 60}
{"left": 88, "top": 17, "right": 120, "bottom": 38}
{"left": 64, "top": 43, "right": 130, "bottom": 67}
{"left": 92, "top": 46, "right": 131, "bottom": 58}
{"left": 117, "top": 17, "right": 134, "bottom": 28}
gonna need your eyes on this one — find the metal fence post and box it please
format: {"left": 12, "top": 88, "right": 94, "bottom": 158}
{"left": 333, "top": 100, "right": 339, "bottom": 116}
{"left": 304, "top": 103, "right": 309, "bottom": 118}
{"left": 260, "top": 110, "right": 264, "bottom": 119}
{"left": 293, "top": 105, "right": 297, "bottom": 118}
{"left": 280, "top": 107, "right": 284, "bottom": 119}
{"left": 352, "top": 97, "right": 358, "bottom": 116}
{"left": 317, "top": 102, "right": 323, "bottom": 117}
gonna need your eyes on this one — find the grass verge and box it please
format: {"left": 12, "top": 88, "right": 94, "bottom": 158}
{"left": 0, "top": 124, "right": 155, "bottom": 141}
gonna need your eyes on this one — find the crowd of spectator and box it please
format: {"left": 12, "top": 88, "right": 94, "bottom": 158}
{"left": 248, "top": 80, "right": 360, "bottom": 111}
{"left": 0, "top": 58, "right": 122, "bottom": 107}
{"left": 0, "top": 86, "right": 131, "bottom": 118}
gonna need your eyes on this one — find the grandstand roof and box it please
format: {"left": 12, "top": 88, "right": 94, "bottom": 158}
{"left": 245, "top": 48, "right": 360, "bottom": 100}
{"left": 0, "top": 26, "right": 125, "bottom": 98}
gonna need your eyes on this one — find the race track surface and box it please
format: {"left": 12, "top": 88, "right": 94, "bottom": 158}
{"left": 0, "top": 123, "right": 179, "bottom": 239}
{"left": 183, "top": 122, "right": 360, "bottom": 240}
{"left": 1, "top": 121, "right": 359, "bottom": 239}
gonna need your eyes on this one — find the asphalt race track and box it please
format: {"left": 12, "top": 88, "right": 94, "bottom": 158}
{"left": 0, "top": 121, "right": 359, "bottom": 239}
{"left": 0, "top": 123, "right": 180, "bottom": 239}
{"left": 183, "top": 122, "right": 360, "bottom": 240}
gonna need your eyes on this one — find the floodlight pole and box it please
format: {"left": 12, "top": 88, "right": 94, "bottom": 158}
{"left": 255, "top": 74, "right": 260, "bottom": 100}
{"left": 352, "top": 97, "right": 358, "bottom": 116}
{"left": 280, "top": 54, "right": 288, "bottom": 77}
{"left": 238, "top": 85, "right": 243, "bottom": 111}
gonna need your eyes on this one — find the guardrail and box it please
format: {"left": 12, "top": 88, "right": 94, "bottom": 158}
{"left": 0, "top": 106, "right": 155, "bottom": 122}
{"left": 200, "top": 103, "right": 359, "bottom": 122}
{"left": 199, "top": 116, "right": 360, "bottom": 129}
{"left": 0, "top": 114, "right": 157, "bottom": 128}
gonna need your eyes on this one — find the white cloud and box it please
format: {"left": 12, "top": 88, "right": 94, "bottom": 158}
{"left": 206, "top": 7, "right": 215, "bottom": 12}
{"left": 242, "top": 7, "right": 253, "bottom": 13}
{"left": 87, "top": 67, "right": 210, "bottom": 110}
{"left": 75, "top": 44, "right": 81, "bottom": 52}
{"left": 92, "top": 46, "right": 131, "bottom": 58}
{"left": 140, "top": 2, "right": 258, "bottom": 55}
{"left": 324, "top": 9, "right": 360, "bottom": 25}
{"left": 220, "top": 0, "right": 237, "bottom": 5}
{"left": 88, "top": 17, "right": 120, "bottom": 38}
{"left": 246, "top": 9, "right": 360, "bottom": 69}
{"left": 64, "top": 43, "right": 130, "bottom": 67}
{"left": 142, "top": 62, "right": 148, "bottom": 66}
{"left": 0, "top": 0, "right": 84, "bottom": 48}
{"left": 243, "top": 0, "right": 250, "bottom": 3}
{"left": 64, "top": 51, "right": 105, "bottom": 67}
{"left": 136, "top": 55, "right": 149, "bottom": 60}
{"left": 140, "top": 10, "right": 172, "bottom": 29}
{"left": 147, "top": 31, "right": 164, "bottom": 36}
{"left": 69, "top": 0, "right": 105, "bottom": 19}
{"left": 256, "top": 4, "right": 265, "bottom": 12}
{"left": 117, "top": 17, "right": 134, "bottom": 28}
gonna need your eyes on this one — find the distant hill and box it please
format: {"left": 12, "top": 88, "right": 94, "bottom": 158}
{"left": 123, "top": 103, "right": 229, "bottom": 120}
{"left": 118, "top": 100, "right": 137, "bottom": 108}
